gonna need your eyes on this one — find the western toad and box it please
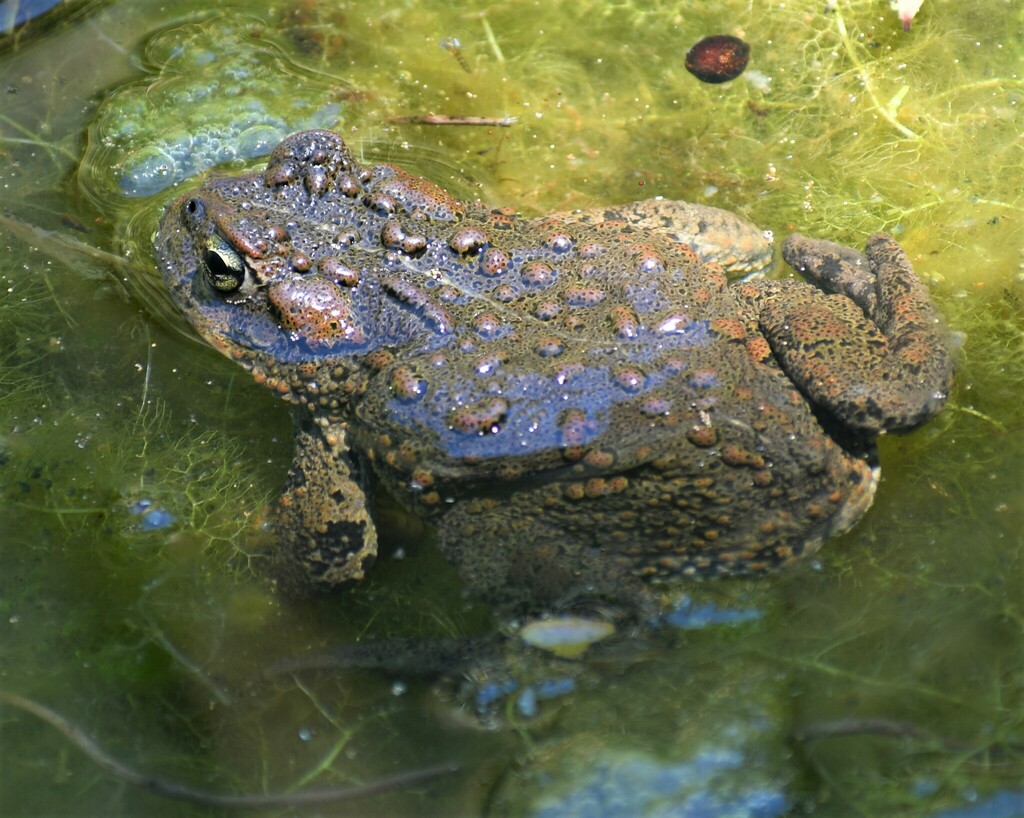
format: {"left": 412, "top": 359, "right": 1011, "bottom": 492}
{"left": 156, "top": 130, "right": 955, "bottom": 611}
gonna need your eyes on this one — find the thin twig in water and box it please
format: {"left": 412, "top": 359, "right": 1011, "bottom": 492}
{"left": 135, "top": 327, "right": 154, "bottom": 429}
{"left": 793, "top": 717, "right": 955, "bottom": 747}
{"left": 389, "top": 114, "right": 517, "bottom": 127}
{"left": 0, "top": 690, "right": 460, "bottom": 809}
{"left": 0, "top": 213, "right": 131, "bottom": 272}
{"left": 792, "top": 717, "right": 1024, "bottom": 766}
{"left": 479, "top": 14, "right": 505, "bottom": 63}
{"left": 143, "top": 622, "right": 234, "bottom": 706}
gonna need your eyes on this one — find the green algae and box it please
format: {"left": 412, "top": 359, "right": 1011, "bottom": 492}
{"left": 1, "top": 0, "right": 1022, "bottom": 816}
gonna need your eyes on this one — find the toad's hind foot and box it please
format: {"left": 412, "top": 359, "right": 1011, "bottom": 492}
{"left": 765, "top": 233, "right": 956, "bottom": 433}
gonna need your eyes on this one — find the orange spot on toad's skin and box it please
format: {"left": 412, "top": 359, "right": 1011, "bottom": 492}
{"left": 746, "top": 337, "right": 773, "bottom": 362}
{"left": 710, "top": 317, "right": 746, "bottom": 341}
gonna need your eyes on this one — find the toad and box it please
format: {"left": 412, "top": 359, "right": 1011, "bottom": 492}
{"left": 156, "top": 130, "right": 955, "bottom": 612}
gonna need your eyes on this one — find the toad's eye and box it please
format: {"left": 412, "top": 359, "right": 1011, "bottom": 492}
{"left": 202, "top": 234, "right": 247, "bottom": 294}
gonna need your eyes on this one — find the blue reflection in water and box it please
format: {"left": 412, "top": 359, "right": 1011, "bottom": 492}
{"left": 532, "top": 748, "right": 787, "bottom": 818}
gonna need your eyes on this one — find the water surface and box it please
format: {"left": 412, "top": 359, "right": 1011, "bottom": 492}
{"left": 1, "top": 1, "right": 1021, "bottom": 816}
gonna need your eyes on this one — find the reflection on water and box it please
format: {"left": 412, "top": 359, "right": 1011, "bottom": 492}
{"left": 0, "top": 1, "right": 1021, "bottom": 816}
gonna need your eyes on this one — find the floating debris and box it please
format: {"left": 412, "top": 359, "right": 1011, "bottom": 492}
{"left": 685, "top": 35, "right": 751, "bottom": 84}
{"left": 891, "top": 0, "right": 925, "bottom": 31}
{"left": 439, "top": 36, "right": 471, "bottom": 73}
{"left": 519, "top": 617, "right": 615, "bottom": 659}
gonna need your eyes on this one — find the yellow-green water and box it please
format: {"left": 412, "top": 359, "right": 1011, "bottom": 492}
{"left": 1, "top": 1, "right": 1021, "bottom": 816}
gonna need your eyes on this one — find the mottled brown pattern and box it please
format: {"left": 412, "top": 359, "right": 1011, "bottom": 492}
{"left": 156, "top": 130, "right": 955, "bottom": 612}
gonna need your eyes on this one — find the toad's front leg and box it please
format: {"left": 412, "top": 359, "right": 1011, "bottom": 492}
{"left": 274, "top": 414, "right": 378, "bottom": 590}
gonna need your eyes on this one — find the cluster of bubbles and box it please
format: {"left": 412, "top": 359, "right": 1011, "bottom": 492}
{"left": 81, "top": 17, "right": 350, "bottom": 202}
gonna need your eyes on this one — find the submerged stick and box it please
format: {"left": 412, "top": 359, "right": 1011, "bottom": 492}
{"left": 0, "top": 690, "right": 459, "bottom": 809}
{"left": 791, "top": 716, "right": 1024, "bottom": 767}
{"left": 792, "top": 717, "right": 954, "bottom": 747}
{"left": 389, "top": 114, "right": 517, "bottom": 127}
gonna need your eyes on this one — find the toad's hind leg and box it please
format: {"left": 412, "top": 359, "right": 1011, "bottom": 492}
{"left": 274, "top": 415, "right": 378, "bottom": 591}
{"left": 759, "top": 233, "right": 956, "bottom": 432}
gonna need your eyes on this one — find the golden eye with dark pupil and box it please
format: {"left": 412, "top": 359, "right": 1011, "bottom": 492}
{"left": 202, "top": 234, "right": 246, "bottom": 293}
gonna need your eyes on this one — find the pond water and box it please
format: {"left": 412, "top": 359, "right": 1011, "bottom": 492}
{"left": 1, "top": 1, "right": 1021, "bottom": 816}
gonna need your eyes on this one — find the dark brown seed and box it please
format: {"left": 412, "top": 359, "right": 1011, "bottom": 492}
{"left": 685, "top": 35, "right": 750, "bottom": 84}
